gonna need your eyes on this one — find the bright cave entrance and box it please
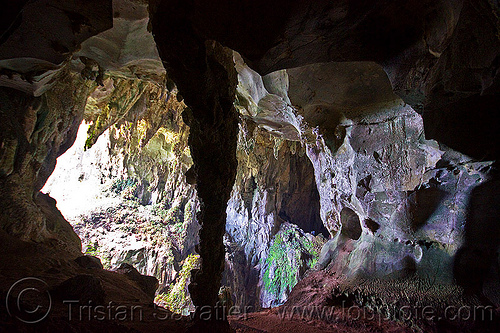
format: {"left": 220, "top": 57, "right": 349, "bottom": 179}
{"left": 43, "top": 113, "right": 328, "bottom": 314}
{"left": 42, "top": 116, "right": 202, "bottom": 316}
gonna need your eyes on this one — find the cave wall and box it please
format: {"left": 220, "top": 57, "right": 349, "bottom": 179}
{"left": 305, "top": 102, "right": 492, "bottom": 284}
{"left": 225, "top": 124, "right": 326, "bottom": 309}
{"left": 42, "top": 76, "right": 201, "bottom": 296}
{"left": 145, "top": 0, "right": 499, "bottom": 166}
{"left": 0, "top": 1, "right": 499, "bottom": 327}
{"left": 38, "top": 71, "right": 327, "bottom": 311}
{"left": 233, "top": 54, "right": 498, "bottom": 304}
{"left": 0, "top": 2, "right": 205, "bottom": 322}
{"left": 0, "top": 73, "right": 96, "bottom": 255}
{"left": 0, "top": 0, "right": 156, "bottom": 251}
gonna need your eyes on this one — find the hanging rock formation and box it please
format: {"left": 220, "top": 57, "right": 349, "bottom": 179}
{"left": 0, "top": 0, "right": 499, "bottom": 332}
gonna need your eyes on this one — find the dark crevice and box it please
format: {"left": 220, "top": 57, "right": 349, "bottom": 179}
{"left": 340, "top": 207, "right": 362, "bottom": 240}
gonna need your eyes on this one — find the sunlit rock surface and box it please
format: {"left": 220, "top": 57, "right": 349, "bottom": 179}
{"left": 233, "top": 54, "right": 498, "bottom": 306}
{"left": 0, "top": 0, "right": 499, "bottom": 331}
{"left": 42, "top": 80, "right": 200, "bottom": 305}
{"left": 75, "top": 0, "right": 164, "bottom": 81}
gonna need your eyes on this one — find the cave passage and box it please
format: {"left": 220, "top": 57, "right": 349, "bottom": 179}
{"left": 277, "top": 148, "right": 329, "bottom": 238}
{"left": 1, "top": 0, "right": 499, "bottom": 332}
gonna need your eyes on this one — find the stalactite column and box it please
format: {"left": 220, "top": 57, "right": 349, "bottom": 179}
{"left": 150, "top": 2, "right": 239, "bottom": 329}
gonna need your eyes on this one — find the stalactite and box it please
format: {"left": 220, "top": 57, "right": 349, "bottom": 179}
{"left": 150, "top": 2, "right": 239, "bottom": 329}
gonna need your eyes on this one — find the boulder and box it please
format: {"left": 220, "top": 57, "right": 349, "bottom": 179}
{"left": 115, "top": 263, "right": 158, "bottom": 301}
{"left": 52, "top": 274, "right": 105, "bottom": 305}
{"left": 74, "top": 255, "right": 104, "bottom": 270}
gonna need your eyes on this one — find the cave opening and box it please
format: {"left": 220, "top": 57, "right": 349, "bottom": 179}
{"left": 42, "top": 114, "right": 203, "bottom": 315}
{"left": 1, "top": 0, "right": 499, "bottom": 332}
{"left": 340, "top": 207, "right": 362, "bottom": 240}
{"left": 41, "top": 80, "right": 332, "bottom": 316}
{"left": 276, "top": 150, "right": 329, "bottom": 239}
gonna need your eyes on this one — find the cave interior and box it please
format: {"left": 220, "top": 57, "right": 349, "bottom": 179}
{"left": 1, "top": 0, "right": 500, "bottom": 332}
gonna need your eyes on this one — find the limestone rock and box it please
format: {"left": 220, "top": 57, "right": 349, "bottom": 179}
{"left": 52, "top": 274, "right": 106, "bottom": 305}
{"left": 74, "top": 255, "right": 104, "bottom": 270}
{"left": 115, "top": 263, "right": 159, "bottom": 301}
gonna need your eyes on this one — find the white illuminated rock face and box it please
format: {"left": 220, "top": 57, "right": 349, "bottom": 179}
{"left": 42, "top": 123, "right": 123, "bottom": 221}
{"left": 75, "top": 0, "right": 165, "bottom": 81}
{"left": 232, "top": 55, "right": 494, "bottom": 307}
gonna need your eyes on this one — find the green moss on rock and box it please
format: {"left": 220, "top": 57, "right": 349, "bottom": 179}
{"left": 261, "top": 223, "right": 323, "bottom": 303}
{"left": 155, "top": 254, "right": 200, "bottom": 315}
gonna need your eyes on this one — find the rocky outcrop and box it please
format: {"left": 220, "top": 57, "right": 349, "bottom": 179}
{"left": 0, "top": 72, "right": 95, "bottom": 254}
{"left": 74, "top": 255, "right": 104, "bottom": 270}
{"left": 224, "top": 124, "right": 327, "bottom": 309}
{"left": 0, "top": 0, "right": 163, "bottom": 255}
{"left": 233, "top": 53, "right": 498, "bottom": 309}
{"left": 115, "top": 263, "right": 159, "bottom": 302}
{"left": 75, "top": 0, "right": 165, "bottom": 82}
{"left": 0, "top": 0, "right": 112, "bottom": 95}
{"left": 0, "top": 227, "right": 180, "bottom": 333}
{"left": 148, "top": 0, "right": 499, "bottom": 162}
{"left": 1, "top": 1, "right": 499, "bottom": 331}
{"left": 42, "top": 76, "right": 199, "bottom": 297}
{"left": 52, "top": 274, "right": 106, "bottom": 305}
{"left": 151, "top": 3, "right": 241, "bottom": 325}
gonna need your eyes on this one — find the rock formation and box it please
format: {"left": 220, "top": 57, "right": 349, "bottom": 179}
{"left": 1, "top": 0, "right": 499, "bottom": 332}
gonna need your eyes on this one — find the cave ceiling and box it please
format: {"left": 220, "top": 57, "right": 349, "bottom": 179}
{"left": 0, "top": 0, "right": 499, "bottom": 329}
{"left": 1, "top": 0, "right": 499, "bottom": 159}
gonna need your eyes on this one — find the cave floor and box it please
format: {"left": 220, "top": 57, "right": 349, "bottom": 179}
{"left": 1, "top": 227, "right": 498, "bottom": 333}
{"left": 229, "top": 309, "right": 411, "bottom": 333}
{"left": 1, "top": 227, "right": 398, "bottom": 333}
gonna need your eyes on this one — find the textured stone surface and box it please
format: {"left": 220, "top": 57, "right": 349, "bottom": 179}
{"left": 151, "top": 3, "right": 240, "bottom": 322}
{"left": 0, "top": 72, "right": 94, "bottom": 251}
{"left": 233, "top": 54, "right": 498, "bottom": 307}
{"left": 0, "top": 0, "right": 112, "bottom": 95}
{"left": 74, "top": 255, "right": 104, "bottom": 270}
{"left": 52, "top": 274, "right": 106, "bottom": 305}
{"left": 75, "top": 0, "right": 164, "bottom": 81}
{"left": 146, "top": 0, "right": 500, "bottom": 161}
{"left": 224, "top": 125, "right": 326, "bottom": 309}
{"left": 0, "top": 0, "right": 499, "bottom": 331}
{"left": 42, "top": 79, "right": 199, "bottom": 297}
{"left": 115, "top": 263, "right": 159, "bottom": 302}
